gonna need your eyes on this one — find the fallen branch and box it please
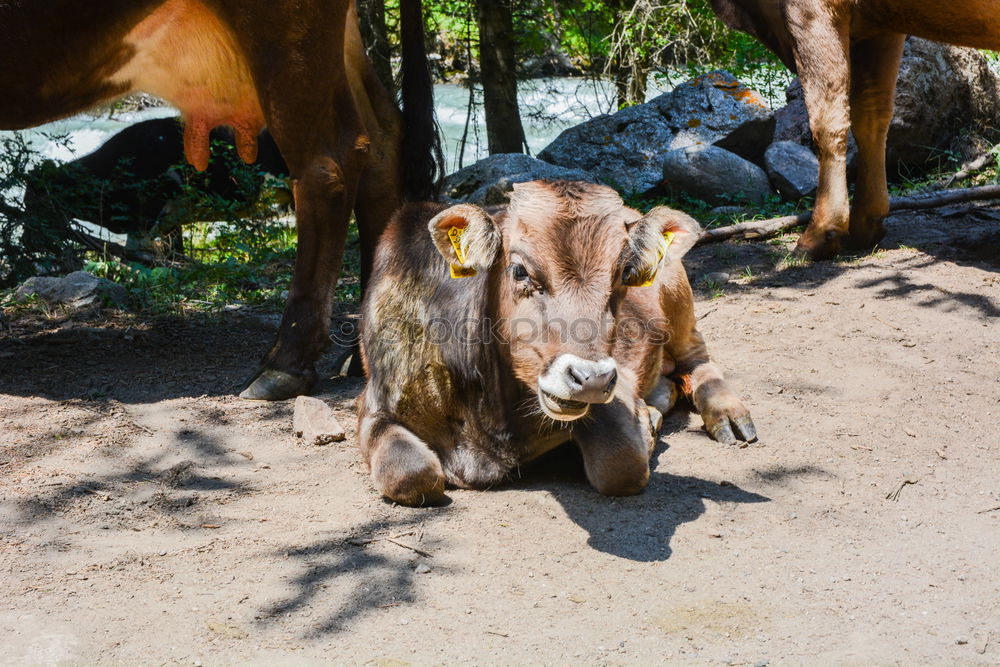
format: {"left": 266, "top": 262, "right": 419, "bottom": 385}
{"left": 697, "top": 184, "right": 1000, "bottom": 246}
{"left": 938, "top": 150, "right": 996, "bottom": 189}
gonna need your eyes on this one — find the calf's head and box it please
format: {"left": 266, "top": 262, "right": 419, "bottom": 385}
{"left": 428, "top": 181, "right": 701, "bottom": 422}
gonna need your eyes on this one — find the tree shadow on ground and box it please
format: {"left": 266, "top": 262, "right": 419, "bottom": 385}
{"left": 7, "top": 422, "right": 256, "bottom": 529}
{"left": 259, "top": 512, "right": 449, "bottom": 637}
{"left": 685, "top": 205, "right": 1000, "bottom": 320}
{"left": 505, "top": 411, "right": 770, "bottom": 562}
{"left": 0, "top": 312, "right": 357, "bottom": 403}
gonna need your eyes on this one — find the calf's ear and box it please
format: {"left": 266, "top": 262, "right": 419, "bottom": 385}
{"left": 428, "top": 204, "right": 501, "bottom": 279}
{"left": 622, "top": 207, "right": 702, "bottom": 287}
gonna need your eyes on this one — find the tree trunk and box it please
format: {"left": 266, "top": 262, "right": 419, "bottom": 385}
{"left": 476, "top": 0, "right": 527, "bottom": 154}
{"left": 357, "top": 0, "right": 395, "bottom": 94}
{"left": 608, "top": 0, "right": 650, "bottom": 108}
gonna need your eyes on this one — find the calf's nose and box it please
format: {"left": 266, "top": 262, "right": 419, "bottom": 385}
{"left": 565, "top": 358, "right": 618, "bottom": 404}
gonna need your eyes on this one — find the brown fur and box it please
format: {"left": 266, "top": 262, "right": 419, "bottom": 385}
{"left": 358, "top": 181, "right": 755, "bottom": 506}
{"left": 0, "top": 0, "right": 435, "bottom": 399}
{"left": 712, "top": 0, "right": 1000, "bottom": 259}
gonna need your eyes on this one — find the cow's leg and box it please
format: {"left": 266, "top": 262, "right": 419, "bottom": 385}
{"left": 233, "top": 9, "right": 371, "bottom": 400}
{"left": 359, "top": 412, "right": 446, "bottom": 506}
{"left": 848, "top": 33, "right": 905, "bottom": 250}
{"left": 572, "top": 374, "right": 654, "bottom": 496}
{"left": 667, "top": 326, "right": 756, "bottom": 446}
{"left": 788, "top": 9, "right": 852, "bottom": 260}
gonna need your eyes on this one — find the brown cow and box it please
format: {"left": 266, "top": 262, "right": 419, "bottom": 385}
{"left": 711, "top": 0, "right": 1000, "bottom": 259}
{"left": 358, "top": 180, "right": 756, "bottom": 506}
{"left": 0, "top": 0, "right": 438, "bottom": 400}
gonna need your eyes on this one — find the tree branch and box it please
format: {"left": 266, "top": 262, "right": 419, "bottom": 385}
{"left": 696, "top": 184, "right": 1000, "bottom": 246}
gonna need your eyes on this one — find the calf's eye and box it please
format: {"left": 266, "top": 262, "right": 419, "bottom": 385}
{"left": 511, "top": 264, "right": 530, "bottom": 281}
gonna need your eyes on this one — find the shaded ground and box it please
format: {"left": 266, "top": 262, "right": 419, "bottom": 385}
{"left": 1, "top": 206, "right": 998, "bottom": 664}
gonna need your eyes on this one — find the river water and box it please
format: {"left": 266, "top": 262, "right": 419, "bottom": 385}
{"left": 2, "top": 72, "right": 792, "bottom": 179}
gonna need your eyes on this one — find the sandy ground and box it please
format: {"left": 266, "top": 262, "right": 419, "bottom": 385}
{"left": 1, "top": 206, "right": 999, "bottom": 665}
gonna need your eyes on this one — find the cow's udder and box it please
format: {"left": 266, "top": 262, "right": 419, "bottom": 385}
{"left": 110, "top": 0, "right": 266, "bottom": 171}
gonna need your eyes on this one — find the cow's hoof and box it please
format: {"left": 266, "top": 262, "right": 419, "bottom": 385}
{"left": 846, "top": 223, "right": 886, "bottom": 251}
{"left": 794, "top": 229, "right": 844, "bottom": 261}
{"left": 239, "top": 368, "right": 317, "bottom": 401}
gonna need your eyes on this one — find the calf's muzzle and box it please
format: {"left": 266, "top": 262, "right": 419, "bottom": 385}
{"left": 537, "top": 354, "right": 618, "bottom": 421}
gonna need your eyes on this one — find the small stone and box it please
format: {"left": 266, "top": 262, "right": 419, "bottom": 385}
{"left": 16, "top": 271, "right": 127, "bottom": 309}
{"left": 701, "top": 272, "right": 732, "bottom": 285}
{"left": 414, "top": 562, "right": 432, "bottom": 575}
{"left": 956, "top": 637, "right": 969, "bottom": 645}
{"left": 293, "top": 396, "right": 346, "bottom": 445}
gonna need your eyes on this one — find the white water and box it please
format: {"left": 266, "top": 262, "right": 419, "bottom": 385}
{"left": 2, "top": 72, "right": 791, "bottom": 178}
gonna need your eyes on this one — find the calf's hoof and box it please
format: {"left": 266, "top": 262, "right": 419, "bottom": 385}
{"left": 587, "top": 454, "right": 650, "bottom": 497}
{"left": 704, "top": 410, "right": 757, "bottom": 446}
{"left": 240, "top": 367, "right": 317, "bottom": 401}
{"left": 372, "top": 442, "right": 447, "bottom": 507}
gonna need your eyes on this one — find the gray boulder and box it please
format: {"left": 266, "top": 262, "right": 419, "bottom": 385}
{"left": 539, "top": 70, "right": 773, "bottom": 194}
{"left": 765, "top": 141, "right": 819, "bottom": 201}
{"left": 773, "top": 38, "right": 1000, "bottom": 177}
{"left": 662, "top": 145, "right": 772, "bottom": 205}
{"left": 537, "top": 104, "right": 674, "bottom": 194}
{"left": 16, "top": 271, "right": 127, "bottom": 309}
{"left": 656, "top": 70, "right": 774, "bottom": 162}
{"left": 890, "top": 37, "right": 1000, "bottom": 171}
{"left": 442, "top": 154, "right": 597, "bottom": 206}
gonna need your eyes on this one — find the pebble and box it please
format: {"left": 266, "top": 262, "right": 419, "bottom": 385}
{"left": 701, "top": 272, "right": 732, "bottom": 285}
{"left": 956, "top": 637, "right": 969, "bottom": 645}
{"left": 414, "top": 563, "right": 432, "bottom": 575}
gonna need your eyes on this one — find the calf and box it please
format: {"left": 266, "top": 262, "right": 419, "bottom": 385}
{"left": 0, "top": 0, "right": 438, "bottom": 400}
{"left": 359, "top": 181, "right": 756, "bottom": 506}
{"left": 711, "top": 0, "right": 1000, "bottom": 259}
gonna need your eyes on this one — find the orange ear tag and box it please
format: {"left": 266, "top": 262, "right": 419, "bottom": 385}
{"left": 448, "top": 226, "right": 477, "bottom": 279}
{"left": 635, "top": 231, "right": 676, "bottom": 287}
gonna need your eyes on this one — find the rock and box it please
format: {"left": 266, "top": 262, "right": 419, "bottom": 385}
{"left": 765, "top": 141, "right": 819, "bottom": 200}
{"left": 772, "top": 78, "right": 811, "bottom": 146}
{"left": 538, "top": 103, "right": 675, "bottom": 194}
{"left": 662, "top": 145, "right": 772, "bottom": 205}
{"left": 293, "top": 396, "right": 346, "bottom": 445}
{"left": 15, "top": 270, "right": 127, "bottom": 309}
{"left": 539, "top": 70, "right": 772, "bottom": 194}
{"left": 889, "top": 37, "right": 1000, "bottom": 172}
{"left": 700, "top": 272, "right": 732, "bottom": 285}
{"left": 712, "top": 114, "right": 776, "bottom": 166}
{"left": 709, "top": 206, "right": 745, "bottom": 217}
{"left": 442, "top": 154, "right": 597, "bottom": 206}
{"left": 414, "top": 561, "right": 432, "bottom": 574}
{"left": 655, "top": 70, "right": 773, "bottom": 154}
{"left": 773, "top": 38, "right": 1000, "bottom": 178}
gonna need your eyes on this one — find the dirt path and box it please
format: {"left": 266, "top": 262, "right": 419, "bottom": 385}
{"left": 2, "top": 207, "right": 998, "bottom": 664}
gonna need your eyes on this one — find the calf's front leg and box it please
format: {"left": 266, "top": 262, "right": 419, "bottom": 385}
{"left": 359, "top": 410, "right": 447, "bottom": 506}
{"left": 667, "top": 326, "right": 756, "bottom": 446}
{"left": 572, "top": 387, "right": 655, "bottom": 497}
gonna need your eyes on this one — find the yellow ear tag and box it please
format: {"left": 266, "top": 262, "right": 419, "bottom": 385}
{"left": 447, "top": 226, "right": 477, "bottom": 279}
{"left": 634, "top": 231, "right": 676, "bottom": 288}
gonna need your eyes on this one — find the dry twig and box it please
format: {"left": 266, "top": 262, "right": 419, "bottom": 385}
{"left": 697, "top": 185, "right": 1000, "bottom": 246}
